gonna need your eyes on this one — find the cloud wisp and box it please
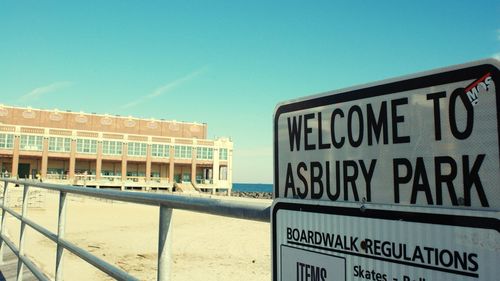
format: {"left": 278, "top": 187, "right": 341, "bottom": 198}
{"left": 121, "top": 67, "right": 207, "bottom": 109}
{"left": 19, "top": 81, "right": 72, "bottom": 101}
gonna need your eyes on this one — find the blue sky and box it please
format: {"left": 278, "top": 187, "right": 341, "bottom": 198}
{"left": 1, "top": 1, "right": 499, "bottom": 183}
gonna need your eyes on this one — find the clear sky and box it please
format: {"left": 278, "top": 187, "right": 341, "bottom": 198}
{"left": 1, "top": 1, "right": 499, "bottom": 183}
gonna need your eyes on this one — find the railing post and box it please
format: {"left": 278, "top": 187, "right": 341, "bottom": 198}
{"left": 55, "top": 191, "right": 67, "bottom": 281}
{"left": 16, "top": 184, "right": 30, "bottom": 281}
{"left": 0, "top": 181, "right": 8, "bottom": 265}
{"left": 157, "top": 205, "right": 172, "bottom": 281}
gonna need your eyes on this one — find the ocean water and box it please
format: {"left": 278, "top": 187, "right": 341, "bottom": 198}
{"left": 233, "top": 183, "right": 273, "bottom": 193}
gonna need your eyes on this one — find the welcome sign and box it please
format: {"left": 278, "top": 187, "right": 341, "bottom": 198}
{"left": 274, "top": 59, "right": 499, "bottom": 209}
{"left": 272, "top": 59, "right": 500, "bottom": 281}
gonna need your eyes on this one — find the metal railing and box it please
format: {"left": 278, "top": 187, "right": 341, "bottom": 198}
{"left": 0, "top": 179, "right": 271, "bottom": 281}
{"left": 100, "top": 175, "right": 121, "bottom": 182}
{"left": 45, "top": 174, "right": 69, "bottom": 180}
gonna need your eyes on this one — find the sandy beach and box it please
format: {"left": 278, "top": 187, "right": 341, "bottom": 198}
{"left": 3, "top": 188, "right": 271, "bottom": 280}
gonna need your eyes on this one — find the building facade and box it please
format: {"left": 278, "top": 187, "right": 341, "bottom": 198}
{"left": 0, "top": 105, "right": 233, "bottom": 193}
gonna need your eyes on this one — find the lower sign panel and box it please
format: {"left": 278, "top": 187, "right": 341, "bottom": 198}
{"left": 272, "top": 200, "right": 500, "bottom": 281}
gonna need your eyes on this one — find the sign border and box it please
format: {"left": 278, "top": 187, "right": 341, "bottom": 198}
{"left": 280, "top": 244, "right": 347, "bottom": 281}
{"left": 272, "top": 201, "right": 500, "bottom": 281}
{"left": 273, "top": 60, "right": 500, "bottom": 199}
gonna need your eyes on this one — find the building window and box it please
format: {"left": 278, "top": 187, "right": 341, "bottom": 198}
{"left": 219, "top": 148, "right": 228, "bottom": 160}
{"left": 103, "top": 140, "right": 122, "bottom": 155}
{"left": 174, "top": 145, "right": 191, "bottom": 159}
{"left": 219, "top": 166, "right": 228, "bottom": 180}
{"left": 20, "top": 135, "right": 43, "bottom": 151}
{"left": 151, "top": 144, "right": 170, "bottom": 158}
{"left": 76, "top": 139, "right": 97, "bottom": 154}
{"left": 196, "top": 147, "right": 213, "bottom": 160}
{"left": 49, "top": 137, "right": 71, "bottom": 152}
{"left": 128, "top": 142, "right": 147, "bottom": 156}
{"left": 0, "top": 133, "right": 14, "bottom": 149}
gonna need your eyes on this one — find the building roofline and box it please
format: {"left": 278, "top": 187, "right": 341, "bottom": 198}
{"left": 0, "top": 104, "right": 206, "bottom": 127}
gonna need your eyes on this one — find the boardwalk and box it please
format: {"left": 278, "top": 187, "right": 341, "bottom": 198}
{"left": 0, "top": 248, "right": 38, "bottom": 281}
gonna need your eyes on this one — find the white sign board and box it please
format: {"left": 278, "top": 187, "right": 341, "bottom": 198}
{"left": 272, "top": 59, "right": 500, "bottom": 281}
{"left": 273, "top": 199, "right": 500, "bottom": 281}
{"left": 274, "top": 59, "right": 499, "bottom": 209}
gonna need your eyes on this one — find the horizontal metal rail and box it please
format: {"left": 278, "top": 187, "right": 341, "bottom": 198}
{"left": 4, "top": 179, "right": 270, "bottom": 222}
{"left": 0, "top": 204, "right": 139, "bottom": 281}
{"left": 0, "top": 179, "right": 271, "bottom": 281}
{"left": 0, "top": 234, "right": 50, "bottom": 281}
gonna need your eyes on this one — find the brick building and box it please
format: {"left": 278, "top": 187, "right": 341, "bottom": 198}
{"left": 0, "top": 105, "right": 233, "bottom": 193}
